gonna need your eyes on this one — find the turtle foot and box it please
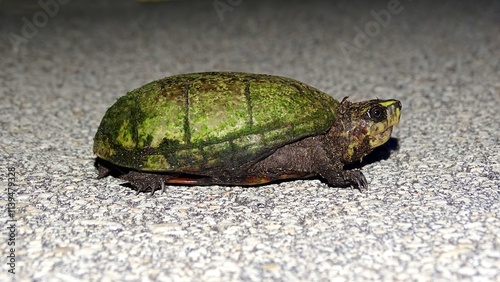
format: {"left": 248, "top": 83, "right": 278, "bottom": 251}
{"left": 322, "top": 169, "right": 368, "bottom": 192}
{"left": 120, "top": 171, "right": 170, "bottom": 195}
{"left": 342, "top": 169, "right": 368, "bottom": 192}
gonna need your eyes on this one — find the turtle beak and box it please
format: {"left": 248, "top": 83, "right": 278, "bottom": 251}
{"left": 368, "top": 100, "right": 401, "bottom": 148}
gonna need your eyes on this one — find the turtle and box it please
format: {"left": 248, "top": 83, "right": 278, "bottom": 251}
{"left": 93, "top": 72, "right": 401, "bottom": 194}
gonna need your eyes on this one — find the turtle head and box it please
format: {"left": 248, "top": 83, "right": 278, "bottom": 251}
{"left": 328, "top": 98, "right": 401, "bottom": 164}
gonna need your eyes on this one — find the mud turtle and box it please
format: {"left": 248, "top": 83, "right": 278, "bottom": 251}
{"left": 94, "top": 72, "right": 401, "bottom": 194}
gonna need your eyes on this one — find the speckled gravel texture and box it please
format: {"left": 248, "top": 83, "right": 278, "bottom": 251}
{"left": 1, "top": 0, "right": 499, "bottom": 281}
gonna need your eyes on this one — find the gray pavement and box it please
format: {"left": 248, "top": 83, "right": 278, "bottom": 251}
{"left": 0, "top": 0, "right": 499, "bottom": 281}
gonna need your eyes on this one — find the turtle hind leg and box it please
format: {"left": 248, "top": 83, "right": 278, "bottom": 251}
{"left": 120, "top": 171, "right": 173, "bottom": 195}
{"left": 95, "top": 158, "right": 112, "bottom": 179}
{"left": 96, "top": 162, "right": 112, "bottom": 179}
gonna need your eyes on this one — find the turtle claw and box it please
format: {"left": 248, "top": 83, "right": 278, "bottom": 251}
{"left": 135, "top": 188, "right": 142, "bottom": 196}
{"left": 322, "top": 169, "right": 368, "bottom": 192}
{"left": 345, "top": 169, "right": 368, "bottom": 192}
{"left": 161, "top": 181, "right": 166, "bottom": 194}
{"left": 149, "top": 179, "right": 165, "bottom": 196}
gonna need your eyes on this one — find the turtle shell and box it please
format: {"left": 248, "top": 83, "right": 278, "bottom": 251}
{"left": 93, "top": 72, "right": 339, "bottom": 172}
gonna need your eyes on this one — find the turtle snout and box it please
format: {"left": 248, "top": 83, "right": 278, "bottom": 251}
{"left": 385, "top": 100, "right": 401, "bottom": 127}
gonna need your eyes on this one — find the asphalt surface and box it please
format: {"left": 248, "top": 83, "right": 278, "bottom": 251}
{"left": 1, "top": 0, "right": 499, "bottom": 281}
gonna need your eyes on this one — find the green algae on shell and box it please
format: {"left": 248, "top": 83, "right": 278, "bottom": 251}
{"left": 93, "top": 72, "right": 339, "bottom": 172}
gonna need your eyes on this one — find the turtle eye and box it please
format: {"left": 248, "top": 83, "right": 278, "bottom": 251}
{"left": 367, "top": 105, "right": 386, "bottom": 121}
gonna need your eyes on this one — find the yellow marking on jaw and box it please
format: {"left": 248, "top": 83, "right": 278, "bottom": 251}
{"left": 370, "top": 121, "right": 388, "bottom": 135}
{"left": 369, "top": 127, "right": 393, "bottom": 148}
{"left": 390, "top": 107, "right": 401, "bottom": 125}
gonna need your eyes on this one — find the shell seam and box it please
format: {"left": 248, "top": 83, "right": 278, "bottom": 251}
{"left": 183, "top": 83, "right": 191, "bottom": 144}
